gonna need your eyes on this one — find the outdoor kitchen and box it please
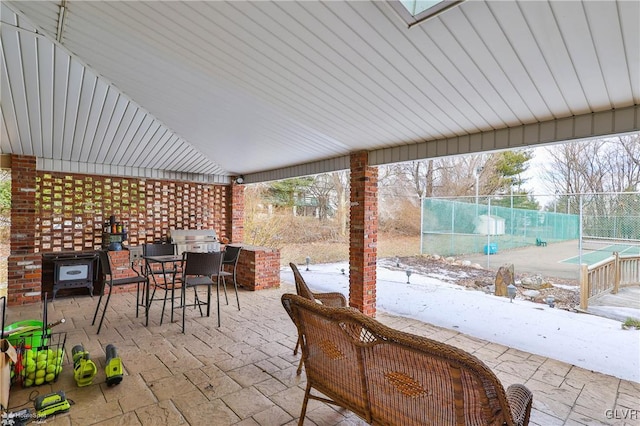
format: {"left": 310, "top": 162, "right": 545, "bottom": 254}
{"left": 6, "top": 165, "right": 280, "bottom": 307}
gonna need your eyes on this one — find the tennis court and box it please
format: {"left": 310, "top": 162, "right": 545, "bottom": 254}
{"left": 561, "top": 241, "right": 640, "bottom": 265}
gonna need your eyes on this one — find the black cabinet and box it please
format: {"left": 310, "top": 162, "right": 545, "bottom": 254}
{"left": 42, "top": 252, "right": 99, "bottom": 299}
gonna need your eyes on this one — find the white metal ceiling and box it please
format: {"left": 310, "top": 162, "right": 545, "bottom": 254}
{"left": 1, "top": 1, "right": 638, "bottom": 183}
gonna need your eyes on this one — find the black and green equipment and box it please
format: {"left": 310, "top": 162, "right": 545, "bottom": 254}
{"left": 104, "top": 344, "right": 123, "bottom": 386}
{"left": 71, "top": 344, "right": 97, "bottom": 387}
{"left": 34, "top": 390, "right": 70, "bottom": 418}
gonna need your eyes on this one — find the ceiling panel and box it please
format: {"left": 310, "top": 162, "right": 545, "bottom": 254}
{"left": 1, "top": 2, "right": 227, "bottom": 182}
{"left": 583, "top": 1, "right": 635, "bottom": 109}
{"left": 1, "top": 0, "right": 638, "bottom": 183}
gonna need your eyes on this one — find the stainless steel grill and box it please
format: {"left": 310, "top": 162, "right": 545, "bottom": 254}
{"left": 168, "top": 229, "right": 220, "bottom": 256}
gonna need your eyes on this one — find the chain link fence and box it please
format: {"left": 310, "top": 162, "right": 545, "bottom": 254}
{"left": 580, "top": 192, "right": 640, "bottom": 254}
{"left": 419, "top": 193, "right": 640, "bottom": 257}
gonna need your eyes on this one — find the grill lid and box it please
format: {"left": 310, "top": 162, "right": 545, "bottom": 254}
{"left": 169, "top": 229, "right": 220, "bottom": 255}
{"left": 168, "top": 229, "right": 218, "bottom": 243}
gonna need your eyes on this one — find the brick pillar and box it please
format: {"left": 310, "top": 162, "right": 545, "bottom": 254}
{"left": 349, "top": 151, "right": 378, "bottom": 317}
{"left": 8, "top": 155, "right": 40, "bottom": 305}
{"left": 230, "top": 182, "right": 245, "bottom": 243}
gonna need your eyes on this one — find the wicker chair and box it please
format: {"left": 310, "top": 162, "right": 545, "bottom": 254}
{"left": 289, "top": 263, "right": 347, "bottom": 374}
{"left": 282, "top": 293, "right": 533, "bottom": 426}
{"left": 289, "top": 262, "right": 347, "bottom": 307}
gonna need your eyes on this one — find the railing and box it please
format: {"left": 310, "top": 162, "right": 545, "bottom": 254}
{"left": 580, "top": 252, "right": 640, "bottom": 310}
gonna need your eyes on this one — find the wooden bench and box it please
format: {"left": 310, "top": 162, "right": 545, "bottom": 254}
{"left": 282, "top": 293, "right": 533, "bottom": 426}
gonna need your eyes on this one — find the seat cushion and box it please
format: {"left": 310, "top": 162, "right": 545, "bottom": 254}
{"left": 111, "top": 275, "right": 147, "bottom": 286}
{"left": 184, "top": 276, "right": 214, "bottom": 287}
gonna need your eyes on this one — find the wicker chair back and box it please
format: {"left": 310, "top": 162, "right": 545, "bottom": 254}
{"left": 282, "top": 293, "right": 532, "bottom": 426}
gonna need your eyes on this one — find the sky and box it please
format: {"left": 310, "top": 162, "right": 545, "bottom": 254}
{"left": 281, "top": 261, "right": 640, "bottom": 383}
{"left": 520, "top": 145, "right": 557, "bottom": 208}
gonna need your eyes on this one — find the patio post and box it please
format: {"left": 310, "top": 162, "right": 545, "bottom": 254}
{"left": 229, "top": 180, "right": 245, "bottom": 243}
{"left": 7, "top": 155, "right": 41, "bottom": 305}
{"left": 349, "top": 151, "right": 378, "bottom": 317}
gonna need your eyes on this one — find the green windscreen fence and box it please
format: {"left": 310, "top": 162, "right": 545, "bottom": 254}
{"left": 580, "top": 192, "right": 640, "bottom": 252}
{"left": 421, "top": 197, "right": 580, "bottom": 256}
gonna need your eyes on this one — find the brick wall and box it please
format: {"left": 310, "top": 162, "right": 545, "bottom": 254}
{"left": 236, "top": 246, "right": 280, "bottom": 291}
{"left": 8, "top": 156, "right": 40, "bottom": 305}
{"left": 34, "top": 172, "right": 230, "bottom": 251}
{"left": 7, "top": 154, "right": 239, "bottom": 305}
{"left": 349, "top": 151, "right": 378, "bottom": 317}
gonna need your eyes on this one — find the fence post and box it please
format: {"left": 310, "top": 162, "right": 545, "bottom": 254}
{"left": 613, "top": 252, "right": 620, "bottom": 294}
{"left": 420, "top": 197, "right": 424, "bottom": 255}
{"left": 580, "top": 263, "right": 589, "bottom": 310}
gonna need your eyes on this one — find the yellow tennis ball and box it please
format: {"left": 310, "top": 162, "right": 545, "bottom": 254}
{"left": 34, "top": 377, "right": 44, "bottom": 385}
{"left": 46, "top": 364, "right": 56, "bottom": 374}
{"left": 24, "top": 378, "right": 34, "bottom": 387}
{"left": 45, "top": 373, "right": 55, "bottom": 382}
{"left": 35, "top": 369, "right": 45, "bottom": 378}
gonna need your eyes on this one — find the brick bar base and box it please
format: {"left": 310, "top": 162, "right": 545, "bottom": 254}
{"left": 234, "top": 246, "right": 280, "bottom": 291}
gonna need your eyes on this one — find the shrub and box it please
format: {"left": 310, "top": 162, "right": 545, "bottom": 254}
{"left": 379, "top": 197, "right": 421, "bottom": 235}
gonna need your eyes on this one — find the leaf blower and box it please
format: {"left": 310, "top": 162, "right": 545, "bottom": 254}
{"left": 72, "top": 344, "right": 97, "bottom": 387}
{"left": 104, "top": 344, "right": 123, "bottom": 386}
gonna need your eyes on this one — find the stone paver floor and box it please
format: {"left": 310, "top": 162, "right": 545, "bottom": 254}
{"left": 5, "top": 282, "right": 640, "bottom": 425}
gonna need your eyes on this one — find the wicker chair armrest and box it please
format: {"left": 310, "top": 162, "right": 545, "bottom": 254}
{"left": 505, "top": 384, "right": 533, "bottom": 426}
{"left": 313, "top": 292, "right": 347, "bottom": 307}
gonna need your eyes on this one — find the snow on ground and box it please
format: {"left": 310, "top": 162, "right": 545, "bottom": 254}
{"left": 280, "top": 262, "right": 640, "bottom": 383}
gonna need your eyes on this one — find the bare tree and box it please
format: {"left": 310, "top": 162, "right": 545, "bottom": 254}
{"left": 298, "top": 172, "right": 350, "bottom": 236}
{"left": 379, "top": 151, "right": 531, "bottom": 200}
{"left": 308, "top": 174, "right": 334, "bottom": 221}
{"left": 330, "top": 172, "right": 349, "bottom": 237}
{"left": 542, "top": 135, "right": 640, "bottom": 226}
{"left": 544, "top": 136, "right": 640, "bottom": 196}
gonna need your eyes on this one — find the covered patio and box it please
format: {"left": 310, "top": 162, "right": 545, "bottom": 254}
{"left": 1, "top": 1, "right": 639, "bottom": 424}
{"left": 6, "top": 282, "right": 638, "bottom": 425}
{"left": 2, "top": 0, "right": 638, "bottom": 313}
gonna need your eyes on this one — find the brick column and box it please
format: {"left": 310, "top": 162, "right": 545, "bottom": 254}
{"left": 230, "top": 181, "right": 245, "bottom": 243}
{"left": 349, "top": 151, "right": 378, "bottom": 317}
{"left": 8, "top": 155, "right": 40, "bottom": 305}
